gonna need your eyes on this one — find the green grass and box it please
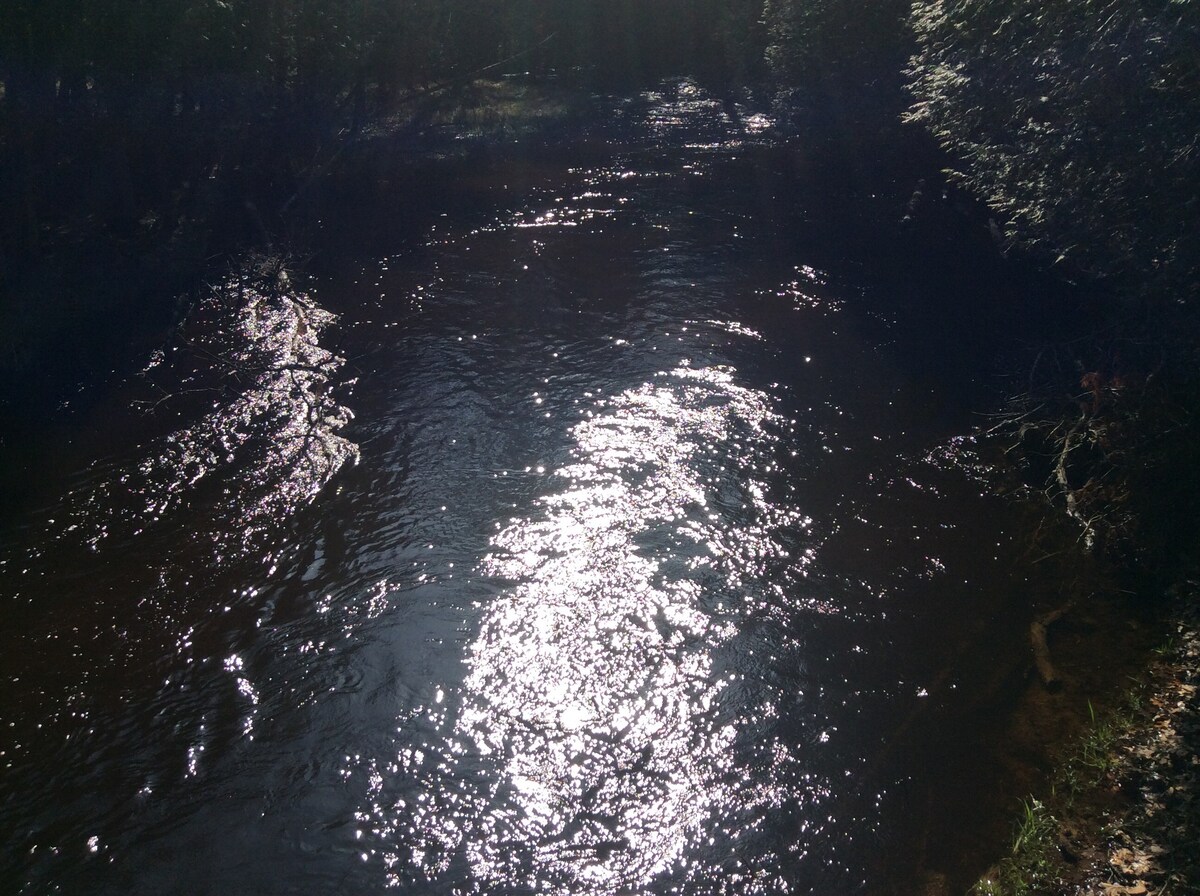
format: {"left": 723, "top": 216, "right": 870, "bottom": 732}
{"left": 971, "top": 797, "right": 1059, "bottom": 896}
{"left": 972, "top": 682, "right": 1152, "bottom": 895}
{"left": 1077, "top": 700, "right": 1122, "bottom": 780}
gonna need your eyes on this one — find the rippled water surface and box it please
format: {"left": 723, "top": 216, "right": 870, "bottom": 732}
{"left": 3, "top": 82, "right": 1091, "bottom": 894}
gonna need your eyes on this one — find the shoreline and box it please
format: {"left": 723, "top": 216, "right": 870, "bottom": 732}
{"left": 969, "top": 577, "right": 1200, "bottom": 895}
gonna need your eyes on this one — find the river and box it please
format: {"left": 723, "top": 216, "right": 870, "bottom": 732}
{"left": 1, "top": 80, "right": 1113, "bottom": 894}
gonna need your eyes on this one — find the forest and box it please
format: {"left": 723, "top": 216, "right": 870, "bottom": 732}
{"left": 2, "top": 1, "right": 1200, "bottom": 894}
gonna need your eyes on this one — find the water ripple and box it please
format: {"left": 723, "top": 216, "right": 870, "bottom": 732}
{"left": 355, "top": 364, "right": 816, "bottom": 893}
{"left": 69, "top": 268, "right": 358, "bottom": 561}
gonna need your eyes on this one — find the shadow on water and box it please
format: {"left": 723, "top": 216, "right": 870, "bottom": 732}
{"left": 0, "top": 80, "right": 1157, "bottom": 895}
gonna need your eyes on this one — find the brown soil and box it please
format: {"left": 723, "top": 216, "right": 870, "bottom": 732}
{"left": 977, "top": 577, "right": 1200, "bottom": 895}
{"left": 1064, "top": 583, "right": 1200, "bottom": 895}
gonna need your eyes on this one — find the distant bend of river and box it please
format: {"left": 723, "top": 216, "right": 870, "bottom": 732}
{"left": 1, "top": 79, "right": 1100, "bottom": 895}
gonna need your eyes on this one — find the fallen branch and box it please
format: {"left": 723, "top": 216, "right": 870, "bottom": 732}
{"left": 1031, "top": 603, "right": 1074, "bottom": 690}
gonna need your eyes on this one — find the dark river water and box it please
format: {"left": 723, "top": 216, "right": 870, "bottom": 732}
{"left": 2, "top": 82, "right": 1102, "bottom": 894}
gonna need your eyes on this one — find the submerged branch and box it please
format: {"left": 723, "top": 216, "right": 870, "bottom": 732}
{"left": 1030, "top": 603, "right": 1073, "bottom": 690}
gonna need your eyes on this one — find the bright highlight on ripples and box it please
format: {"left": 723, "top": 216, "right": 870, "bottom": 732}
{"left": 70, "top": 270, "right": 358, "bottom": 557}
{"left": 358, "top": 363, "right": 814, "bottom": 893}
{"left": 640, "top": 80, "right": 775, "bottom": 148}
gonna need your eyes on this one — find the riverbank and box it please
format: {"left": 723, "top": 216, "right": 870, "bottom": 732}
{"left": 961, "top": 289, "right": 1200, "bottom": 896}
{"left": 970, "top": 578, "right": 1200, "bottom": 896}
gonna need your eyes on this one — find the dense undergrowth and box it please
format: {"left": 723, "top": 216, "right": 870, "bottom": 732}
{"left": 906, "top": 0, "right": 1200, "bottom": 305}
{"left": 993, "top": 317, "right": 1200, "bottom": 576}
{"left": 904, "top": 0, "right": 1200, "bottom": 579}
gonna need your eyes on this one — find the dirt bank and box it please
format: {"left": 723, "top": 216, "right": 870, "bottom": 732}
{"left": 973, "top": 577, "right": 1200, "bottom": 895}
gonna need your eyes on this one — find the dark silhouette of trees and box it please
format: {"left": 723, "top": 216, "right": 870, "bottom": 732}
{"left": 763, "top": 0, "right": 912, "bottom": 112}
{"left": 5, "top": 0, "right": 1197, "bottom": 313}
{"left": 0, "top": 0, "right": 777, "bottom": 266}
{"left": 907, "top": 0, "right": 1200, "bottom": 305}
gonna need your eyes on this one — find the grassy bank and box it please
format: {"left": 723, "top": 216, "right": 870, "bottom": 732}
{"left": 973, "top": 580, "right": 1200, "bottom": 895}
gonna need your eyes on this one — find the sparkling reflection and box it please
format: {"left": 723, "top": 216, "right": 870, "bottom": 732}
{"left": 0, "top": 77, "right": 1089, "bottom": 896}
{"left": 69, "top": 271, "right": 358, "bottom": 557}
{"left": 359, "top": 364, "right": 813, "bottom": 892}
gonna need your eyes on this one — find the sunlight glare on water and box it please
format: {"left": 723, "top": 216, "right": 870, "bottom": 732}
{"left": 68, "top": 273, "right": 358, "bottom": 560}
{"left": 355, "top": 362, "right": 820, "bottom": 893}
{"left": 0, "top": 78, "right": 1097, "bottom": 896}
